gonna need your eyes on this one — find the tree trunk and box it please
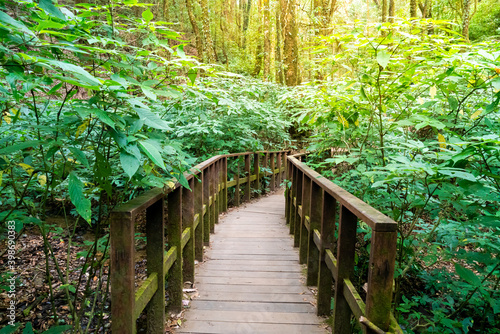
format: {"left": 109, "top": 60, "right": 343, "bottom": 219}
{"left": 461, "top": 0, "right": 471, "bottom": 41}
{"left": 200, "top": 0, "right": 216, "bottom": 63}
{"left": 263, "top": 0, "right": 270, "bottom": 80}
{"left": 252, "top": 0, "right": 264, "bottom": 76}
{"left": 410, "top": 0, "right": 417, "bottom": 18}
{"left": 241, "top": 0, "right": 252, "bottom": 48}
{"left": 275, "top": 2, "right": 284, "bottom": 84}
{"left": 281, "top": 0, "right": 298, "bottom": 86}
{"left": 388, "top": 0, "right": 394, "bottom": 22}
{"left": 185, "top": 0, "right": 204, "bottom": 61}
{"left": 381, "top": 0, "right": 387, "bottom": 22}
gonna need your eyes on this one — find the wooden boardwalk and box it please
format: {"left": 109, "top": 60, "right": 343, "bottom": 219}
{"left": 176, "top": 191, "right": 328, "bottom": 334}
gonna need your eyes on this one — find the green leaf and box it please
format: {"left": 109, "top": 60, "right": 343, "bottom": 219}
{"left": 42, "top": 58, "right": 100, "bottom": 86}
{"left": 139, "top": 140, "right": 166, "bottom": 171}
{"left": 0, "top": 11, "right": 35, "bottom": 37}
{"left": 135, "top": 108, "right": 171, "bottom": 130}
{"left": 39, "top": 0, "right": 67, "bottom": 21}
{"left": 0, "top": 323, "right": 22, "bottom": 334}
{"left": 454, "top": 263, "right": 481, "bottom": 286}
{"left": 438, "top": 169, "right": 477, "bottom": 182}
{"left": 177, "top": 172, "right": 191, "bottom": 190}
{"left": 68, "top": 147, "right": 89, "bottom": 168}
{"left": 23, "top": 322, "right": 34, "bottom": 334}
{"left": 68, "top": 173, "right": 92, "bottom": 223}
{"left": 141, "top": 85, "right": 157, "bottom": 101}
{"left": 142, "top": 9, "right": 153, "bottom": 22}
{"left": 490, "top": 299, "right": 500, "bottom": 314}
{"left": 187, "top": 69, "right": 197, "bottom": 85}
{"left": 0, "top": 140, "right": 44, "bottom": 154}
{"left": 120, "top": 151, "right": 140, "bottom": 179}
{"left": 376, "top": 49, "right": 390, "bottom": 69}
{"left": 94, "top": 109, "right": 115, "bottom": 129}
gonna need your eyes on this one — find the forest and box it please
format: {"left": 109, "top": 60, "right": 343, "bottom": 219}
{"left": 0, "top": 0, "right": 499, "bottom": 332}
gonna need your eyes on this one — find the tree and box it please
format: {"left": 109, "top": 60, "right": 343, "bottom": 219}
{"left": 253, "top": 0, "right": 264, "bottom": 76}
{"left": 263, "top": 0, "right": 271, "bottom": 79}
{"left": 462, "top": 0, "right": 471, "bottom": 41}
{"left": 275, "top": 0, "right": 284, "bottom": 84}
{"left": 185, "top": 0, "right": 204, "bottom": 60}
{"left": 201, "top": 0, "right": 217, "bottom": 62}
{"left": 281, "top": 0, "right": 298, "bottom": 86}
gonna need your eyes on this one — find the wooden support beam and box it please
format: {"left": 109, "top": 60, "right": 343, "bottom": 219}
{"left": 244, "top": 154, "right": 251, "bottom": 202}
{"left": 293, "top": 169, "right": 302, "bottom": 247}
{"left": 194, "top": 174, "right": 203, "bottom": 262}
{"left": 306, "top": 182, "right": 322, "bottom": 286}
{"left": 235, "top": 159, "right": 241, "bottom": 206}
{"left": 270, "top": 152, "right": 276, "bottom": 191}
{"left": 223, "top": 157, "right": 228, "bottom": 212}
{"left": 365, "top": 229, "right": 398, "bottom": 331}
{"left": 182, "top": 178, "right": 195, "bottom": 282}
{"left": 145, "top": 198, "right": 165, "bottom": 333}
{"left": 253, "top": 153, "right": 260, "bottom": 198}
{"left": 167, "top": 187, "right": 183, "bottom": 313}
{"left": 299, "top": 175, "right": 311, "bottom": 264}
{"left": 317, "top": 192, "right": 336, "bottom": 316}
{"left": 110, "top": 211, "right": 136, "bottom": 333}
{"left": 332, "top": 205, "right": 357, "bottom": 334}
{"left": 203, "top": 168, "right": 210, "bottom": 245}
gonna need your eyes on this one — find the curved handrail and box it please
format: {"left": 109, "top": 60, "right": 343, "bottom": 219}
{"left": 286, "top": 153, "right": 402, "bottom": 333}
{"left": 110, "top": 150, "right": 289, "bottom": 333}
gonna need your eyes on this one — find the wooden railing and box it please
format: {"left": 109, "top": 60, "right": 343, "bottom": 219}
{"left": 110, "top": 150, "right": 288, "bottom": 333}
{"left": 286, "top": 154, "right": 403, "bottom": 334}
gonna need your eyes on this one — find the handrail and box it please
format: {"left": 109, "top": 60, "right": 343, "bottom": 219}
{"left": 110, "top": 150, "right": 289, "bottom": 333}
{"left": 286, "top": 153, "right": 403, "bottom": 334}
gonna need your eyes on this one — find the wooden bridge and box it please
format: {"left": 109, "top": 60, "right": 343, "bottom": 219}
{"left": 110, "top": 151, "right": 403, "bottom": 334}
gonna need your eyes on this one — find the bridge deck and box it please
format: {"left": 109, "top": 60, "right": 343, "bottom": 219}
{"left": 176, "top": 191, "right": 328, "bottom": 334}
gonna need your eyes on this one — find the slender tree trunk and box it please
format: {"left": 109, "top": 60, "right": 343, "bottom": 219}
{"left": 381, "top": 0, "right": 387, "bottom": 22}
{"left": 281, "top": 0, "right": 298, "bottom": 86}
{"left": 200, "top": 0, "right": 216, "bottom": 63}
{"left": 461, "top": 0, "right": 471, "bottom": 41}
{"left": 185, "top": 0, "right": 204, "bottom": 61}
{"left": 241, "top": 0, "right": 252, "bottom": 48}
{"left": 263, "top": 0, "right": 270, "bottom": 80}
{"left": 253, "top": 0, "right": 264, "bottom": 76}
{"left": 275, "top": 2, "right": 284, "bottom": 84}
{"left": 388, "top": 0, "right": 394, "bottom": 22}
{"left": 410, "top": 0, "right": 417, "bottom": 18}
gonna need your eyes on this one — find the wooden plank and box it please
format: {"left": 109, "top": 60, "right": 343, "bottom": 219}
{"left": 182, "top": 177, "right": 195, "bottom": 282}
{"left": 196, "top": 271, "right": 301, "bottom": 279}
{"left": 164, "top": 247, "right": 177, "bottom": 273}
{"left": 195, "top": 291, "right": 313, "bottom": 303}
{"left": 199, "top": 264, "right": 301, "bottom": 272}
{"left": 177, "top": 321, "right": 326, "bottom": 334}
{"left": 194, "top": 284, "right": 308, "bottom": 294}
{"left": 195, "top": 276, "right": 304, "bottom": 286}
{"left": 167, "top": 187, "right": 183, "bottom": 313}
{"left": 244, "top": 154, "right": 251, "bottom": 202}
{"left": 182, "top": 310, "right": 321, "bottom": 325}
{"left": 189, "top": 300, "right": 315, "bottom": 313}
{"left": 181, "top": 227, "right": 191, "bottom": 250}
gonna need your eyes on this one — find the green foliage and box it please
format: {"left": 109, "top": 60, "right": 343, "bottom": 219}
{"left": 292, "top": 19, "right": 500, "bottom": 333}
{"left": 469, "top": 0, "right": 500, "bottom": 41}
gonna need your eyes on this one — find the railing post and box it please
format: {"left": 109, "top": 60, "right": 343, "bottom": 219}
{"left": 288, "top": 162, "right": 295, "bottom": 234}
{"left": 223, "top": 157, "right": 228, "bottom": 212}
{"left": 285, "top": 159, "right": 291, "bottom": 224}
{"left": 365, "top": 229, "right": 398, "bottom": 332}
{"left": 218, "top": 159, "right": 224, "bottom": 215}
{"left": 262, "top": 152, "right": 269, "bottom": 195}
{"left": 110, "top": 211, "right": 135, "bottom": 333}
{"left": 210, "top": 164, "right": 215, "bottom": 233}
{"left": 293, "top": 169, "right": 302, "bottom": 247}
{"left": 194, "top": 173, "right": 204, "bottom": 262}
{"left": 317, "top": 192, "right": 335, "bottom": 316}
{"left": 277, "top": 152, "right": 282, "bottom": 187}
{"left": 182, "top": 178, "right": 195, "bottom": 283}
{"left": 146, "top": 198, "right": 165, "bottom": 333}
{"left": 244, "top": 154, "right": 251, "bottom": 202}
{"left": 235, "top": 158, "right": 240, "bottom": 206}
{"left": 167, "top": 187, "right": 183, "bottom": 313}
{"left": 299, "top": 174, "right": 311, "bottom": 264}
{"left": 333, "top": 205, "right": 357, "bottom": 334}
{"left": 253, "top": 153, "right": 260, "bottom": 198}
{"left": 306, "top": 182, "right": 322, "bottom": 286}
{"left": 214, "top": 161, "right": 219, "bottom": 226}
{"left": 202, "top": 168, "right": 210, "bottom": 245}
{"left": 270, "top": 152, "right": 276, "bottom": 192}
